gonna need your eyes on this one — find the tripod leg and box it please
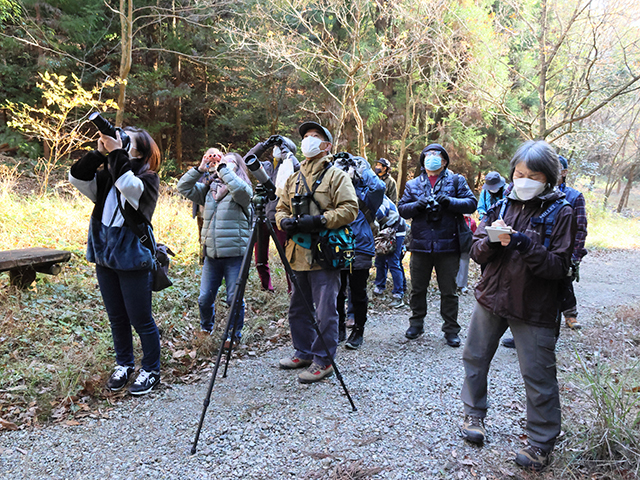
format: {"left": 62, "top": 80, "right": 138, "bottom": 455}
{"left": 265, "top": 221, "right": 357, "bottom": 412}
{"left": 222, "top": 220, "right": 266, "bottom": 377}
{"left": 191, "top": 222, "right": 258, "bottom": 454}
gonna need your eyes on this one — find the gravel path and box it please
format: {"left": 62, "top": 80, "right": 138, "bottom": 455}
{"left": 1, "top": 249, "right": 639, "bottom": 480}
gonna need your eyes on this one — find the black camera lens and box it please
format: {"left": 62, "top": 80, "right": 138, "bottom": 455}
{"left": 89, "top": 112, "right": 131, "bottom": 152}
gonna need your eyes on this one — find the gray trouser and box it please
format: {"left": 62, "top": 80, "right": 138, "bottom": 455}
{"left": 288, "top": 269, "right": 340, "bottom": 366}
{"left": 461, "top": 303, "right": 561, "bottom": 451}
{"left": 408, "top": 252, "right": 460, "bottom": 334}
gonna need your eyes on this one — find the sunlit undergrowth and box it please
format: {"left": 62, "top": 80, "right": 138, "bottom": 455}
{"left": 0, "top": 172, "right": 291, "bottom": 426}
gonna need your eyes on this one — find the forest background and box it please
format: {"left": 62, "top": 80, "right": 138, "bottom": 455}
{"left": 1, "top": 1, "right": 640, "bottom": 477}
{"left": 1, "top": 0, "right": 640, "bottom": 200}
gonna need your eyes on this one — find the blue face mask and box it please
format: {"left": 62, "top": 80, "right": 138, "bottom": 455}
{"left": 424, "top": 153, "right": 442, "bottom": 172}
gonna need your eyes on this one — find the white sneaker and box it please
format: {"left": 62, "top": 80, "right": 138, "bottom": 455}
{"left": 373, "top": 287, "right": 384, "bottom": 295}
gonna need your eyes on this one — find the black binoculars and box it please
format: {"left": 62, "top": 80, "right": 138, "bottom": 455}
{"left": 291, "top": 194, "right": 311, "bottom": 217}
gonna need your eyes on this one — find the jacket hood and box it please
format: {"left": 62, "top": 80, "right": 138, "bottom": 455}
{"left": 418, "top": 144, "right": 450, "bottom": 171}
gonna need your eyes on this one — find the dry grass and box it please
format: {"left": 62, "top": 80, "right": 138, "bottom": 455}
{"left": 0, "top": 166, "right": 292, "bottom": 427}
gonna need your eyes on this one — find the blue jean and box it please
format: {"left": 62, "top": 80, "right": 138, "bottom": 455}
{"left": 288, "top": 269, "right": 341, "bottom": 366}
{"left": 374, "top": 235, "right": 405, "bottom": 296}
{"left": 198, "top": 256, "right": 245, "bottom": 336}
{"left": 96, "top": 265, "right": 161, "bottom": 372}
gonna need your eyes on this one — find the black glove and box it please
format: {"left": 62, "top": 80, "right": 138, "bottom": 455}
{"left": 297, "top": 214, "right": 325, "bottom": 233}
{"left": 265, "top": 135, "right": 283, "bottom": 147}
{"left": 244, "top": 141, "right": 267, "bottom": 161}
{"left": 506, "top": 232, "right": 532, "bottom": 252}
{"left": 571, "top": 260, "right": 580, "bottom": 282}
{"left": 435, "top": 194, "right": 451, "bottom": 208}
{"left": 279, "top": 141, "right": 291, "bottom": 156}
{"left": 107, "top": 151, "right": 131, "bottom": 181}
{"left": 280, "top": 217, "right": 299, "bottom": 236}
{"left": 416, "top": 197, "right": 430, "bottom": 211}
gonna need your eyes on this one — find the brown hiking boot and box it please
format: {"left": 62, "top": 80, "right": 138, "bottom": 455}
{"left": 515, "top": 445, "right": 550, "bottom": 471}
{"left": 279, "top": 356, "right": 312, "bottom": 370}
{"left": 461, "top": 415, "right": 486, "bottom": 444}
{"left": 298, "top": 363, "right": 334, "bottom": 384}
{"left": 565, "top": 317, "right": 582, "bottom": 329}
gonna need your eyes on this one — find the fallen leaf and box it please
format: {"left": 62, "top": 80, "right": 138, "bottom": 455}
{"left": 0, "top": 418, "right": 18, "bottom": 431}
{"left": 64, "top": 420, "right": 80, "bottom": 426}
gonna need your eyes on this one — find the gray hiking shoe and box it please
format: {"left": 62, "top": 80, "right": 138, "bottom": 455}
{"left": 461, "top": 415, "right": 486, "bottom": 444}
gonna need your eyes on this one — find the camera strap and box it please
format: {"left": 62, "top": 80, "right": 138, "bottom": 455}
{"left": 115, "top": 191, "right": 156, "bottom": 254}
{"left": 295, "top": 163, "right": 332, "bottom": 213}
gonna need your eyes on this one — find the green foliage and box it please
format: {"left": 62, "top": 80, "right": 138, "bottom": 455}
{"left": 564, "top": 349, "right": 640, "bottom": 475}
{"left": 0, "top": 0, "right": 21, "bottom": 23}
{"left": 0, "top": 126, "right": 42, "bottom": 158}
{"left": 3, "top": 72, "right": 120, "bottom": 193}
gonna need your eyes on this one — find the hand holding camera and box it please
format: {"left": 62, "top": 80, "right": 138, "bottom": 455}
{"left": 99, "top": 130, "right": 124, "bottom": 154}
{"left": 435, "top": 193, "right": 451, "bottom": 208}
{"left": 199, "top": 151, "right": 222, "bottom": 173}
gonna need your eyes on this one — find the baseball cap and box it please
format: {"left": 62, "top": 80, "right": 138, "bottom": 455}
{"left": 298, "top": 121, "right": 333, "bottom": 144}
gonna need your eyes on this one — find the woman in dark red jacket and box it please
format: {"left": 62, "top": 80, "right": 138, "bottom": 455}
{"left": 460, "top": 140, "right": 576, "bottom": 471}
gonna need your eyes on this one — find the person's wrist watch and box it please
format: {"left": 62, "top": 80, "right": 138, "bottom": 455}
{"left": 319, "top": 215, "right": 327, "bottom": 227}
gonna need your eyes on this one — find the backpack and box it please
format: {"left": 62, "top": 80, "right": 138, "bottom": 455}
{"left": 295, "top": 164, "right": 356, "bottom": 270}
{"left": 497, "top": 198, "right": 570, "bottom": 248}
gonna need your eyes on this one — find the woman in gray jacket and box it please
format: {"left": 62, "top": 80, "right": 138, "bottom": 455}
{"left": 178, "top": 152, "right": 252, "bottom": 341}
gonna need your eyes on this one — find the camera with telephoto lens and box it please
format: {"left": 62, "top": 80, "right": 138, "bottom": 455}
{"left": 291, "top": 194, "right": 311, "bottom": 217}
{"left": 423, "top": 196, "right": 442, "bottom": 222}
{"left": 89, "top": 112, "right": 131, "bottom": 152}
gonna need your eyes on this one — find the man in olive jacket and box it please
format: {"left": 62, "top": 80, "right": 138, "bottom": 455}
{"left": 275, "top": 121, "right": 358, "bottom": 384}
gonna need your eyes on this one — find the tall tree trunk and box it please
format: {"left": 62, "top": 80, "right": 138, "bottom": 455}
{"left": 398, "top": 76, "right": 416, "bottom": 198}
{"left": 116, "top": 0, "right": 133, "bottom": 127}
{"left": 204, "top": 66, "right": 209, "bottom": 147}
{"left": 537, "top": 0, "right": 548, "bottom": 139}
{"left": 617, "top": 163, "right": 637, "bottom": 213}
{"left": 175, "top": 54, "right": 183, "bottom": 170}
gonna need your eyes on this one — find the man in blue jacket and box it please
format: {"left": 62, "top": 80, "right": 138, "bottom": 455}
{"left": 398, "top": 144, "right": 477, "bottom": 347}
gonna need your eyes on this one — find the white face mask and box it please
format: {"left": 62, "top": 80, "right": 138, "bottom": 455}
{"left": 513, "top": 177, "right": 546, "bottom": 201}
{"left": 301, "top": 136, "right": 325, "bottom": 158}
{"left": 273, "top": 146, "right": 283, "bottom": 160}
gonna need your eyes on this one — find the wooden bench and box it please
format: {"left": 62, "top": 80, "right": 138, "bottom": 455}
{"left": 0, "top": 248, "right": 72, "bottom": 288}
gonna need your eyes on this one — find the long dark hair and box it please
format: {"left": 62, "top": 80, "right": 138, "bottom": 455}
{"left": 123, "top": 126, "right": 161, "bottom": 172}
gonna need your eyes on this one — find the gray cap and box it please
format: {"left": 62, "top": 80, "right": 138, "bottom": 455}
{"left": 483, "top": 171, "right": 506, "bottom": 191}
{"left": 298, "top": 121, "right": 333, "bottom": 144}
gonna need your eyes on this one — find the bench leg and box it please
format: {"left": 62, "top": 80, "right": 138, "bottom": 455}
{"left": 9, "top": 268, "right": 37, "bottom": 289}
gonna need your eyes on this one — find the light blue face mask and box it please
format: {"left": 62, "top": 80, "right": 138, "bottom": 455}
{"left": 424, "top": 153, "right": 443, "bottom": 172}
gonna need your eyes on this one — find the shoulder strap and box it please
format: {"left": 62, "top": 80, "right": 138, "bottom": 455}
{"left": 530, "top": 199, "right": 570, "bottom": 248}
{"left": 296, "top": 163, "right": 332, "bottom": 213}
{"left": 496, "top": 198, "right": 509, "bottom": 220}
{"left": 116, "top": 191, "right": 156, "bottom": 253}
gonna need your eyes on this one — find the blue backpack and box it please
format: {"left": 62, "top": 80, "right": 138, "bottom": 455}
{"left": 497, "top": 198, "right": 570, "bottom": 248}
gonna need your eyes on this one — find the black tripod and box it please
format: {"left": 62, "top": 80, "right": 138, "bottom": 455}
{"left": 191, "top": 185, "right": 357, "bottom": 454}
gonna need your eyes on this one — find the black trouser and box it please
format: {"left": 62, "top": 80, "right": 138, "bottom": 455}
{"left": 337, "top": 269, "right": 370, "bottom": 331}
{"left": 408, "top": 251, "right": 460, "bottom": 334}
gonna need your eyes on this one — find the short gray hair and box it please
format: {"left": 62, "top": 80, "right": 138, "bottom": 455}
{"left": 509, "top": 140, "right": 560, "bottom": 188}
